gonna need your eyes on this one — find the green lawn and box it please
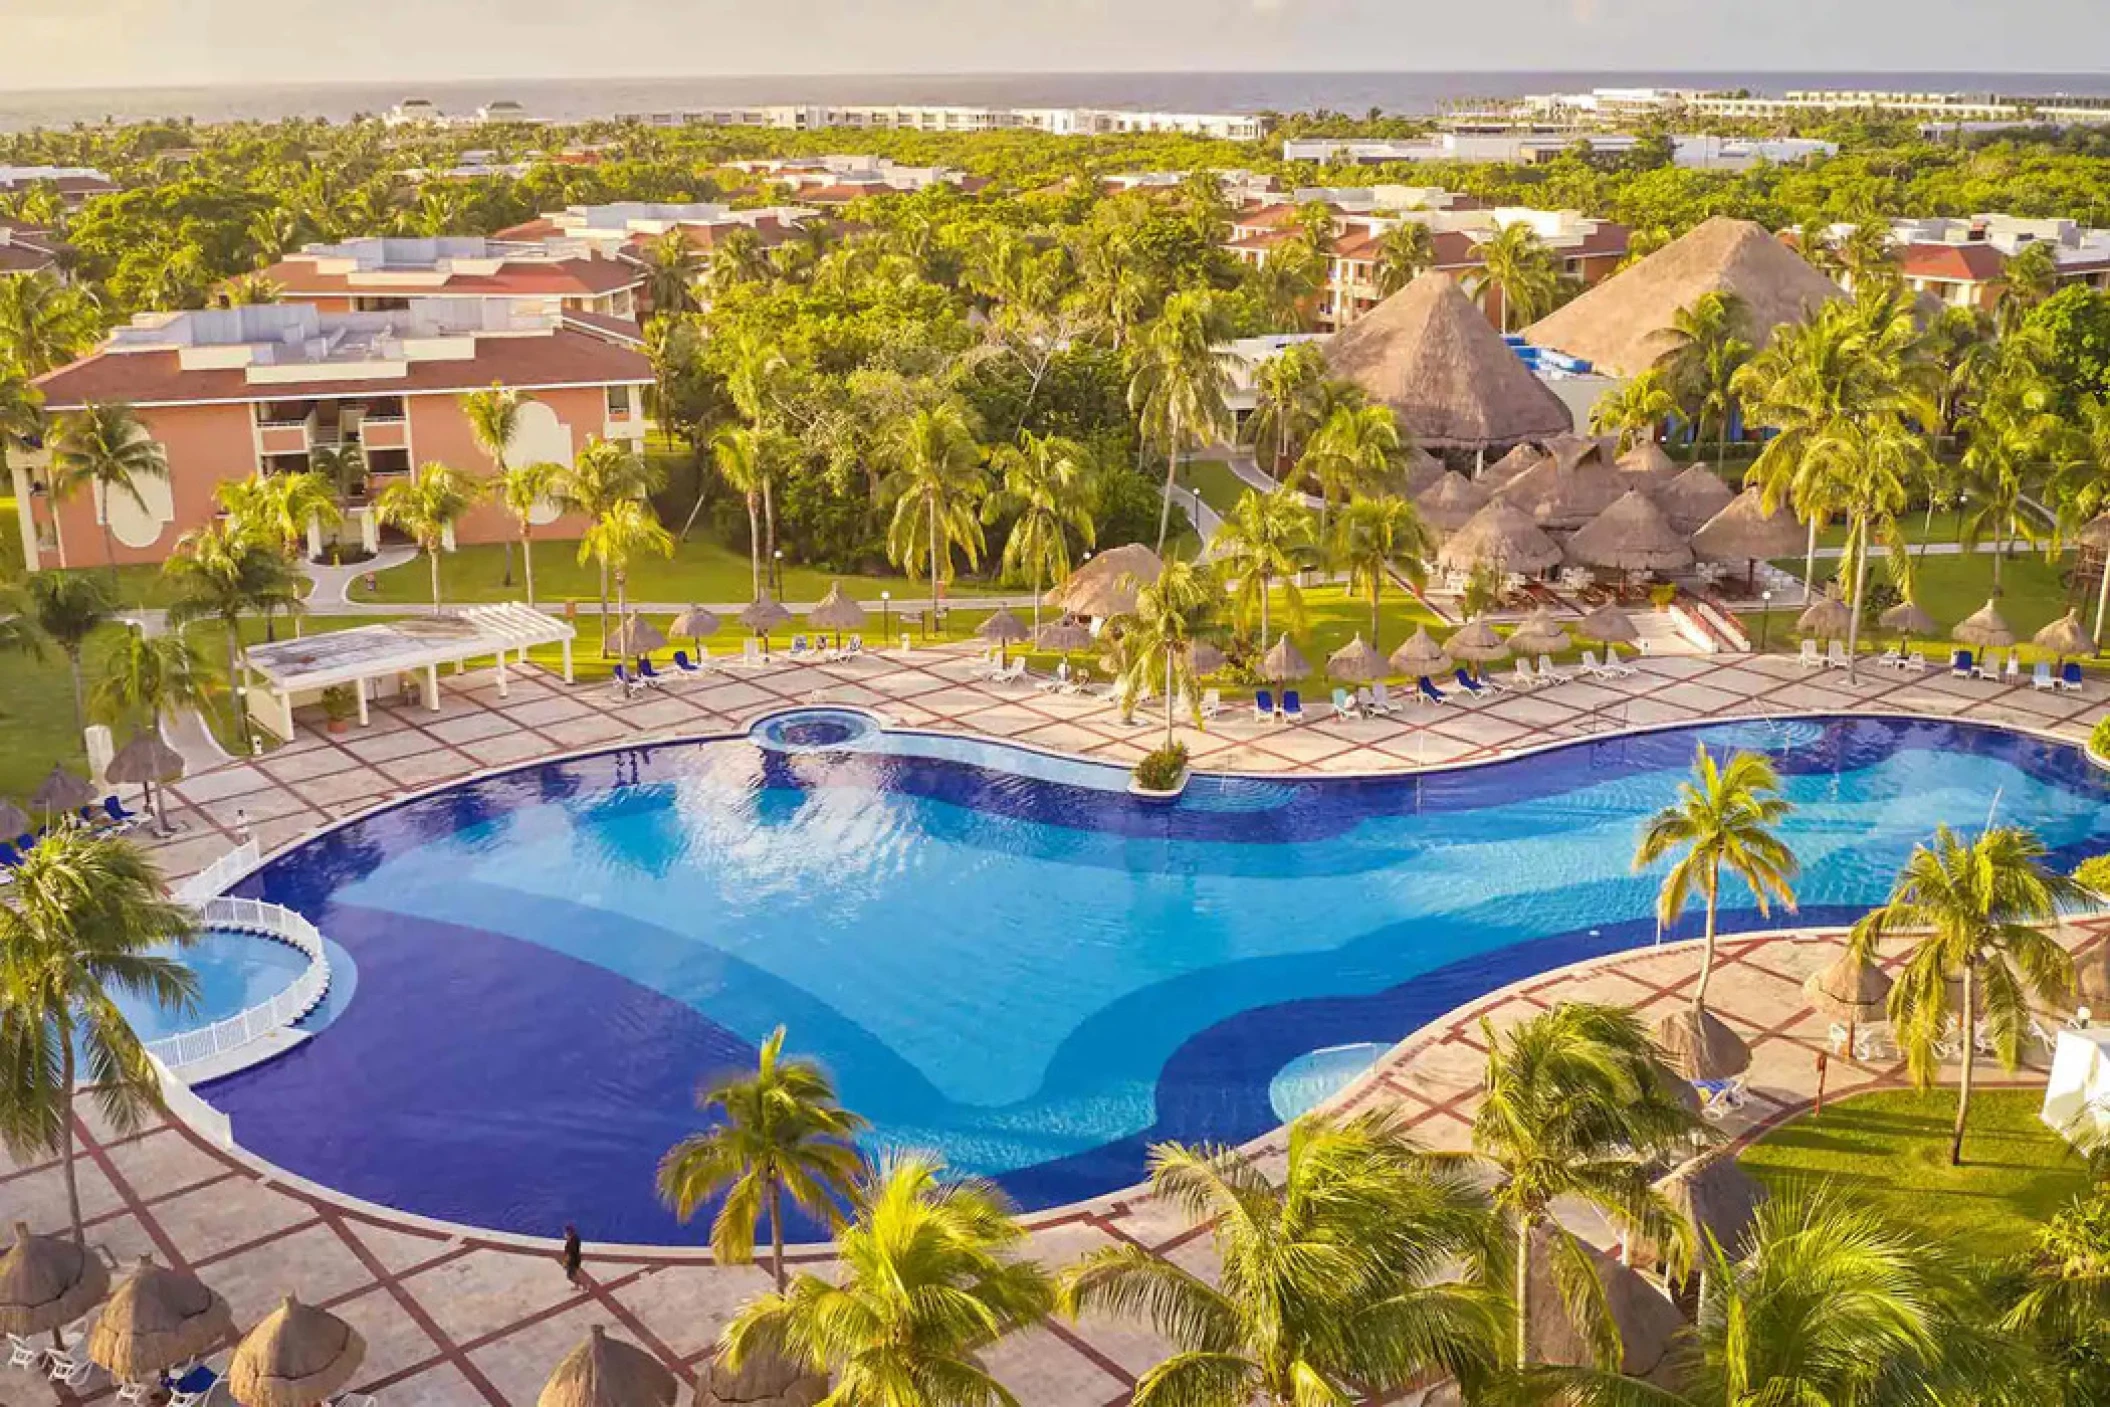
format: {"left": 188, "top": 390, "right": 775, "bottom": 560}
{"left": 1178, "top": 458, "right": 1258, "bottom": 519}
{"left": 1739, "top": 1089, "right": 2090, "bottom": 1260}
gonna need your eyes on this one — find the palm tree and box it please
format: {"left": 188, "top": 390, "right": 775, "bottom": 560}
{"left": 1997, "top": 240, "right": 2060, "bottom": 337}
{"left": 722, "top": 333, "right": 792, "bottom": 564}
{"left": 1850, "top": 824, "right": 2092, "bottom": 1166}
{"left": 1373, "top": 220, "right": 1437, "bottom": 297}
{"left": 1249, "top": 241, "right": 1324, "bottom": 331}
{"left": 556, "top": 437, "right": 664, "bottom": 651}
{"left": 1301, "top": 402, "right": 1403, "bottom": 530}
{"left": 1211, "top": 485, "right": 1315, "bottom": 651}
{"left": 657, "top": 1026, "right": 867, "bottom": 1291}
{"left": 1059, "top": 1111, "right": 1506, "bottom": 1407}
{"left": 704, "top": 226, "right": 769, "bottom": 298}
{"left": 0, "top": 364, "right": 43, "bottom": 510}
{"left": 720, "top": 1154, "right": 1053, "bottom": 1407}
{"left": 161, "top": 520, "right": 305, "bottom": 748}
{"left": 879, "top": 401, "right": 987, "bottom": 629}
{"left": 1330, "top": 494, "right": 1433, "bottom": 645}
{"left": 91, "top": 623, "right": 214, "bottom": 736}
{"left": 985, "top": 431, "right": 1094, "bottom": 633}
{"left": 233, "top": 469, "right": 340, "bottom": 569}
{"left": 1241, "top": 342, "right": 1328, "bottom": 477}
{"left": 1461, "top": 1003, "right": 1695, "bottom": 1367}
{"left": 2003, "top": 1189, "right": 2110, "bottom": 1405}
{"left": 1469, "top": 222, "right": 1564, "bottom": 333}
{"left": 2059, "top": 395, "right": 2110, "bottom": 645}
{"left": 638, "top": 228, "right": 703, "bottom": 318}
{"left": 712, "top": 425, "right": 779, "bottom": 602}
{"left": 19, "top": 569, "right": 115, "bottom": 735}
{"left": 577, "top": 497, "right": 673, "bottom": 672}
{"left": 308, "top": 441, "right": 366, "bottom": 514}
{"left": 1805, "top": 412, "right": 1931, "bottom": 677}
{"left": 1958, "top": 340, "right": 2063, "bottom": 590}
{"left": 1130, "top": 289, "right": 1232, "bottom": 553}
{"left": 374, "top": 462, "right": 479, "bottom": 615}
{"left": 492, "top": 460, "right": 565, "bottom": 608}
{"left": 1654, "top": 292, "right": 1754, "bottom": 464}
{"left": 49, "top": 402, "right": 169, "bottom": 576}
{"left": 1633, "top": 745, "right": 1799, "bottom": 1015}
{"left": 460, "top": 383, "right": 524, "bottom": 585}
{"left": 1589, "top": 370, "right": 1680, "bottom": 453}
{"left": 0, "top": 827, "right": 198, "bottom": 1243}
{"left": 0, "top": 270, "right": 100, "bottom": 376}
{"left": 1112, "top": 557, "right": 1217, "bottom": 746}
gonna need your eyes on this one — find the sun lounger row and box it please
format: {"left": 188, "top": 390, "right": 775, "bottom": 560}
{"left": 1946, "top": 650, "right": 2085, "bottom": 693}
{"left": 1, "top": 797, "right": 148, "bottom": 877}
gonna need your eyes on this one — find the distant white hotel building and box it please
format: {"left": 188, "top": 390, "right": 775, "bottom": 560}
{"left": 618, "top": 104, "right": 1267, "bottom": 141}
{"left": 723, "top": 155, "right": 984, "bottom": 201}
{"left": 1812, "top": 212, "right": 2110, "bottom": 312}
{"left": 1447, "top": 86, "right": 2110, "bottom": 127}
{"left": 1282, "top": 132, "right": 1836, "bottom": 169}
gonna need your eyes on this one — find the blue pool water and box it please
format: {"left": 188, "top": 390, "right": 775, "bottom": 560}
{"left": 198, "top": 713, "right": 2110, "bottom": 1244}
{"left": 118, "top": 929, "right": 311, "bottom": 1042}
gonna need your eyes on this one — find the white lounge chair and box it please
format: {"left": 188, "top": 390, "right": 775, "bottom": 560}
{"left": 1598, "top": 645, "right": 1637, "bottom": 678}
{"left": 1698, "top": 1076, "right": 1749, "bottom": 1121}
{"left": 1037, "top": 660, "right": 1070, "bottom": 694}
{"left": 1535, "top": 654, "right": 1573, "bottom": 685}
{"left": 7, "top": 1333, "right": 41, "bottom": 1370}
{"left": 1900, "top": 650, "right": 1929, "bottom": 672}
{"left": 1509, "top": 659, "right": 1539, "bottom": 691}
{"left": 1199, "top": 688, "right": 1222, "bottom": 720}
{"left": 2003, "top": 654, "right": 2022, "bottom": 685}
{"left": 1797, "top": 639, "right": 1822, "bottom": 668}
{"left": 1332, "top": 687, "right": 1364, "bottom": 720}
{"left": 740, "top": 638, "right": 765, "bottom": 667}
{"left": 1373, "top": 680, "right": 1406, "bottom": 712}
{"left": 2032, "top": 661, "right": 2057, "bottom": 691}
{"left": 990, "top": 657, "right": 1027, "bottom": 687}
{"left": 46, "top": 1339, "right": 95, "bottom": 1389}
{"left": 1579, "top": 649, "right": 1608, "bottom": 679}
{"left": 1826, "top": 640, "right": 1850, "bottom": 668}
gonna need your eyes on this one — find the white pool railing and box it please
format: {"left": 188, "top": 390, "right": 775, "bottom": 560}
{"left": 146, "top": 894, "right": 332, "bottom": 1074}
{"left": 171, "top": 838, "right": 259, "bottom": 908}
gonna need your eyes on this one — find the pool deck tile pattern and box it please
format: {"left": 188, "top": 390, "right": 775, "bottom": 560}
{"left": 6, "top": 645, "right": 2107, "bottom": 1406}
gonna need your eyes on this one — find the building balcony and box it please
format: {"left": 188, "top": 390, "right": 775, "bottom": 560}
{"left": 256, "top": 422, "right": 313, "bottom": 457}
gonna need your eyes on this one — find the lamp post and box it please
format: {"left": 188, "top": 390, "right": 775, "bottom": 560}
{"left": 772, "top": 548, "right": 783, "bottom": 596}
{"left": 1759, "top": 589, "right": 1774, "bottom": 653}
{"left": 880, "top": 590, "right": 891, "bottom": 641}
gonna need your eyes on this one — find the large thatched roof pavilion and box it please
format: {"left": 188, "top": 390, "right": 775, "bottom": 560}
{"left": 1523, "top": 217, "right": 1843, "bottom": 377}
{"left": 1324, "top": 271, "right": 1574, "bottom": 453}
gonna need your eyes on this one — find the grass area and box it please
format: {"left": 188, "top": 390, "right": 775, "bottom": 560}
{"left": 1739, "top": 1089, "right": 2089, "bottom": 1261}
{"left": 1813, "top": 510, "right": 1970, "bottom": 551}
{"left": 1177, "top": 458, "right": 1257, "bottom": 519}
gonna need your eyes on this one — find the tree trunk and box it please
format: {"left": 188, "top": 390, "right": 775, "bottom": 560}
{"left": 1803, "top": 517, "right": 1819, "bottom": 604}
{"left": 502, "top": 537, "right": 514, "bottom": 589}
{"left": 763, "top": 477, "right": 778, "bottom": 594}
{"left": 1260, "top": 576, "right": 1271, "bottom": 651}
{"left": 428, "top": 547, "right": 442, "bottom": 615}
{"left": 1163, "top": 649, "right": 1176, "bottom": 749}
{"left": 522, "top": 529, "right": 537, "bottom": 608}
{"left": 598, "top": 560, "right": 611, "bottom": 658}
{"left": 1156, "top": 440, "right": 1179, "bottom": 556}
{"left": 1844, "top": 520, "right": 1871, "bottom": 683}
{"left": 929, "top": 496, "right": 942, "bottom": 629}
{"left": 1514, "top": 1215, "right": 1534, "bottom": 1366}
{"left": 1951, "top": 964, "right": 1976, "bottom": 1167}
{"left": 1693, "top": 874, "right": 1720, "bottom": 1011}
{"left": 768, "top": 1179, "right": 787, "bottom": 1292}
{"left": 60, "top": 1036, "right": 82, "bottom": 1244}
{"left": 226, "top": 621, "right": 251, "bottom": 749}
{"left": 1031, "top": 566, "right": 1042, "bottom": 635}
{"left": 66, "top": 651, "right": 86, "bottom": 737}
{"left": 745, "top": 495, "right": 762, "bottom": 599}
{"left": 2094, "top": 552, "right": 2110, "bottom": 647}
{"left": 1370, "top": 571, "right": 1381, "bottom": 641}
{"left": 615, "top": 571, "right": 631, "bottom": 672}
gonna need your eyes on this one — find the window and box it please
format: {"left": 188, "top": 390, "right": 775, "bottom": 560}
{"left": 606, "top": 385, "right": 634, "bottom": 418}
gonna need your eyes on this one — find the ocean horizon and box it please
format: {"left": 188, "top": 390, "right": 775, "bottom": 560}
{"left": 5, "top": 70, "right": 2110, "bottom": 133}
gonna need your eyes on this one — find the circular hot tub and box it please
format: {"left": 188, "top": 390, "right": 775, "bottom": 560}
{"left": 749, "top": 707, "right": 884, "bottom": 753}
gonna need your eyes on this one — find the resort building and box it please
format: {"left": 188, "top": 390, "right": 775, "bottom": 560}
{"left": 1446, "top": 86, "right": 2110, "bottom": 128}
{"left": 1283, "top": 133, "right": 1838, "bottom": 170}
{"left": 619, "top": 104, "right": 1267, "bottom": 140}
{"left": 495, "top": 201, "right": 811, "bottom": 266}
{"left": 1222, "top": 190, "right": 1629, "bottom": 332}
{"left": 0, "top": 164, "right": 117, "bottom": 206}
{"left": 0, "top": 221, "right": 63, "bottom": 277}
{"left": 259, "top": 236, "right": 646, "bottom": 324}
{"left": 727, "top": 155, "right": 987, "bottom": 202}
{"left": 14, "top": 300, "right": 650, "bottom": 570}
{"left": 1826, "top": 214, "right": 2110, "bottom": 311}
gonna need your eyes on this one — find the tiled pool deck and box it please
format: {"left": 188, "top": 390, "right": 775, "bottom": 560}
{"left": 6, "top": 645, "right": 2106, "bottom": 1406}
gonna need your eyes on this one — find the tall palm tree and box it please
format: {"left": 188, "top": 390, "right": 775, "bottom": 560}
{"left": 1469, "top": 222, "right": 1565, "bottom": 333}
{"left": 308, "top": 441, "right": 366, "bottom": 514}
{"left": 1210, "top": 485, "right": 1315, "bottom": 651}
{"left": 720, "top": 1154, "right": 1053, "bottom": 1407}
{"left": 1373, "top": 220, "right": 1437, "bottom": 298}
{"left": 1130, "top": 289, "right": 1232, "bottom": 553}
{"left": 879, "top": 401, "right": 987, "bottom": 628}
{"left": 492, "top": 460, "right": 564, "bottom": 608}
{"left": 1997, "top": 240, "right": 2060, "bottom": 338}
{"left": 2057, "top": 394, "right": 2110, "bottom": 644}
{"left": 1459, "top": 1003, "right": 1695, "bottom": 1368}
{"left": 374, "top": 462, "right": 479, "bottom": 615}
{"left": 1113, "top": 556, "right": 1217, "bottom": 746}
{"left": 638, "top": 228, "right": 703, "bottom": 317}
{"left": 712, "top": 425, "right": 779, "bottom": 602}
{"left": 162, "top": 520, "right": 306, "bottom": 748}
{"left": 1958, "top": 339, "right": 2063, "bottom": 590}
{"left": 2004, "top": 1189, "right": 2110, "bottom": 1405}
{"left": 722, "top": 332, "right": 793, "bottom": 564}
{"left": 49, "top": 402, "right": 169, "bottom": 576}
{"left": 1850, "top": 824, "right": 2092, "bottom": 1166}
{"left": 1805, "top": 411, "right": 1931, "bottom": 677}
{"left": 1633, "top": 745, "right": 1799, "bottom": 1015}
{"left": 0, "top": 270, "right": 100, "bottom": 376}
{"left": 227, "top": 469, "right": 340, "bottom": 569}
{"left": 556, "top": 437, "right": 664, "bottom": 651}
{"left": 985, "top": 431, "right": 1094, "bottom": 633}
{"left": 1589, "top": 370, "right": 1679, "bottom": 452}
{"left": 1301, "top": 402, "right": 1404, "bottom": 530}
{"left": 460, "top": 383, "right": 524, "bottom": 584}
{"left": 19, "top": 568, "right": 115, "bottom": 735}
{"left": 1331, "top": 494, "right": 1434, "bottom": 645}
{"left": 1249, "top": 241, "right": 1324, "bottom": 331}
{"left": 657, "top": 1026, "right": 867, "bottom": 1291}
{"left": 704, "top": 226, "right": 769, "bottom": 298}
{"left": 1654, "top": 292, "right": 1754, "bottom": 464}
{"left": 1059, "top": 1112, "right": 1506, "bottom": 1407}
{"left": 577, "top": 497, "right": 673, "bottom": 672}
{"left": 0, "top": 364, "right": 43, "bottom": 511}
{"left": 1241, "top": 342, "right": 1328, "bottom": 477}
{"left": 91, "top": 626, "right": 214, "bottom": 818}
{"left": 0, "top": 827, "right": 197, "bottom": 1243}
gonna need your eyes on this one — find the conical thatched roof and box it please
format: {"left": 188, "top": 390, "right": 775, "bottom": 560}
{"left": 607, "top": 615, "right": 667, "bottom": 656}
{"left": 1400, "top": 444, "right": 1447, "bottom": 496}
{"left": 1692, "top": 487, "right": 1806, "bottom": 562}
{"left": 697, "top": 1349, "right": 827, "bottom": 1407}
{"left": 1323, "top": 272, "right": 1574, "bottom": 451}
{"left": 106, "top": 732, "right": 186, "bottom": 787}
{"left": 1523, "top": 1225, "right": 1685, "bottom": 1384}
{"left": 0, "top": 799, "right": 27, "bottom": 838}
{"left": 1328, "top": 634, "right": 1388, "bottom": 682}
{"left": 1616, "top": 438, "right": 1680, "bottom": 487}
{"left": 807, "top": 582, "right": 867, "bottom": 632}
{"left": 32, "top": 765, "right": 95, "bottom": 813}
{"left": 1655, "top": 1006, "right": 1752, "bottom": 1081}
{"left": 1496, "top": 453, "right": 1628, "bottom": 531}
{"left": 668, "top": 605, "right": 721, "bottom": 639}
{"left": 1046, "top": 543, "right": 1161, "bottom": 618}
{"left": 1566, "top": 490, "right": 1694, "bottom": 573}
{"left": 1481, "top": 442, "right": 1546, "bottom": 488}
{"left": 1954, "top": 598, "right": 2016, "bottom": 648}
{"left": 1523, "top": 216, "right": 1844, "bottom": 377}
{"left": 1878, "top": 599, "right": 1938, "bottom": 638}
{"left": 1446, "top": 618, "right": 1511, "bottom": 662}
{"left": 1035, "top": 617, "right": 1093, "bottom": 652}
{"left": 89, "top": 1257, "right": 233, "bottom": 1381}
{"left": 0, "top": 1222, "right": 110, "bottom": 1336}
{"left": 229, "top": 1295, "right": 364, "bottom": 1407}
{"left": 1797, "top": 594, "right": 1852, "bottom": 638}
{"left": 1655, "top": 1153, "right": 1768, "bottom": 1263}
{"left": 974, "top": 608, "right": 1027, "bottom": 644}
{"left": 1187, "top": 639, "right": 1226, "bottom": 675}
{"left": 2062, "top": 942, "right": 2110, "bottom": 1013}
{"left": 1435, "top": 500, "right": 1563, "bottom": 574}
{"left": 1576, "top": 602, "right": 1639, "bottom": 644}
{"left": 1544, "top": 431, "right": 1616, "bottom": 474}
{"left": 1655, "top": 464, "right": 1737, "bottom": 534}
{"left": 2078, "top": 511, "right": 2110, "bottom": 548}
{"left": 1388, "top": 626, "right": 1451, "bottom": 678}
{"left": 739, "top": 597, "right": 792, "bottom": 633}
{"left": 1260, "top": 635, "right": 1309, "bottom": 681}
{"left": 538, "top": 1325, "right": 679, "bottom": 1407}
{"left": 1415, "top": 471, "right": 1492, "bottom": 533}
{"left": 1507, "top": 606, "right": 1572, "bottom": 655}
{"left": 2034, "top": 610, "right": 2093, "bottom": 657}
{"left": 1802, "top": 947, "right": 1893, "bottom": 1022}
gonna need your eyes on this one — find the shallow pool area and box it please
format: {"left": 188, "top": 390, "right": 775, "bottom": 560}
{"left": 189, "top": 712, "right": 2110, "bottom": 1243}
{"left": 117, "top": 928, "right": 312, "bottom": 1043}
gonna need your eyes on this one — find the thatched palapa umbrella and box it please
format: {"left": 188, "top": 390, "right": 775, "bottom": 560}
{"left": 1495, "top": 453, "right": 1627, "bottom": 531}
{"left": 1615, "top": 438, "right": 1680, "bottom": 489}
{"left": 2034, "top": 609, "right": 2092, "bottom": 666}
{"left": 1479, "top": 442, "right": 1546, "bottom": 488}
{"left": 1953, "top": 597, "right": 2015, "bottom": 650}
{"left": 88, "top": 1257, "right": 233, "bottom": 1384}
{"left": 32, "top": 765, "right": 95, "bottom": 818}
{"left": 1507, "top": 606, "right": 1572, "bottom": 656}
{"left": 1878, "top": 599, "right": 1938, "bottom": 653}
{"left": 0, "top": 1222, "right": 110, "bottom": 1342}
{"left": 607, "top": 614, "right": 667, "bottom": 667}
{"left": 538, "top": 1325, "right": 678, "bottom": 1407}
{"left": 1654, "top": 1006, "right": 1752, "bottom": 1081}
{"left": 1327, "top": 634, "right": 1388, "bottom": 683}
{"left": 1796, "top": 594, "right": 1851, "bottom": 639}
{"left": 1575, "top": 602, "right": 1638, "bottom": 645}
{"left": 1445, "top": 618, "right": 1509, "bottom": 676}
{"left": 1435, "top": 500, "right": 1562, "bottom": 576}
{"left": 807, "top": 582, "right": 866, "bottom": 649}
{"left": 0, "top": 798, "right": 29, "bottom": 840}
{"left": 1035, "top": 617, "right": 1092, "bottom": 677}
{"left": 1413, "top": 472, "right": 1490, "bottom": 534}
{"left": 1655, "top": 463, "right": 1737, "bottom": 534}
{"left": 1522, "top": 1225, "right": 1684, "bottom": 1386}
{"left": 2055, "top": 941, "right": 2110, "bottom": 1015}
{"left": 1186, "top": 639, "right": 1226, "bottom": 676}
{"left": 1653, "top": 1152, "right": 1768, "bottom": 1268}
{"left": 1399, "top": 444, "right": 1446, "bottom": 496}
{"left": 106, "top": 732, "right": 185, "bottom": 831}
{"left": 229, "top": 1295, "right": 364, "bottom": 1407}
{"left": 1045, "top": 543, "right": 1161, "bottom": 620}
{"left": 740, "top": 596, "right": 792, "bottom": 656}
{"left": 1388, "top": 625, "right": 1451, "bottom": 680}
{"left": 1691, "top": 487, "right": 1807, "bottom": 593}
{"left": 975, "top": 607, "right": 1028, "bottom": 663}
{"left": 1259, "top": 635, "right": 1309, "bottom": 683}
{"left": 668, "top": 605, "right": 720, "bottom": 664}
{"left": 1565, "top": 490, "right": 1693, "bottom": 576}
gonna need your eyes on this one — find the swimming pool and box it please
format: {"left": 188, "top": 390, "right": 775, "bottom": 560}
{"left": 118, "top": 929, "right": 312, "bottom": 1043}
{"left": 197, "top": 712, "right": 2110, "bottom": 1244}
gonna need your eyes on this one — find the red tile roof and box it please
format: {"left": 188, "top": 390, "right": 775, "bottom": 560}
{"left": 35, "top": 327, "right": 649, "bottom": 412}
{"left": 1895, "top": 242, "right": 2008, "bottom": 283}
{"left": 561, "top": 308, "right": 646, "bottom": 346}
{"left": 0, "top": 244, "right": 56, "bottom": 274}
{"left": 492, "top": 217, "right": 563, "bottom": 241}
{"left": 263, "top": 255, "right": 641, "bottom": 300}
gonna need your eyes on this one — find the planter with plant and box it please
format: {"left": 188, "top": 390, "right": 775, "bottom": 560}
{"left": 1129, "top": 741, "right": 1190, "bottom": 799}
{"left": 321, "top": 684, "right": 358, "bottom": 733}
{"left": 2090, "top": 716, "right": 2110, "bottom": 772}
{"left": 1649, "top": 582, "right": 1679, "bottom": 612}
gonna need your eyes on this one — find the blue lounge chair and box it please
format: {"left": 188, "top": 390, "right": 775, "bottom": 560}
{"left": 0, "top": 843, "right": 23, "bottom": 870}
{"left": 1453, "top": 668, "right": 1487, "bottom": 698}
{"left": 1950, "top": 649, "right": 1974, "bottom": 678}
{"left": 1281, "top": 690, "right": 1305, "bottom": 722}
{"left": 672, "top": 649, "right": 703, "bottom": 675}
{"left": 637, "top": 656, "right": 667, "bottom": 685}
{"left": 2060, "top": 661, "right": 2085, "bottom": 694}
{"left": 611, "top": 663, "right": 642, "bottom": 696}
{"left": 104, "top": 795, "right": 141, "bottom": 827}
{"left": 1417, "top": 676, "right": 1448, "bottom": 705}
{"left": 1252, "top": 689, "right": 1274, "bottom": 723}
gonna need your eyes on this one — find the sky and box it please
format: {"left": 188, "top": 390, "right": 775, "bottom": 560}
{"left": 8, "top": 0, "right": 2110, "bottom": 91}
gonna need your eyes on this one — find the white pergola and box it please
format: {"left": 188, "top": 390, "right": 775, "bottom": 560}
{"left": 239, "top": 604, "right": 575, "bottom": 740}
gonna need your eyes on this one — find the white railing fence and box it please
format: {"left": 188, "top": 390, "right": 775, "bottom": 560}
{"left": 148, "top": 894, "right": 331, "bottom": 1073}
{"left": 172, "top": 839, "right": 259, "bottom": 908}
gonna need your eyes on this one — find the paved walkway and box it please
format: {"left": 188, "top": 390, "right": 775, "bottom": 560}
{"left": 7, "top": 645, "right": 2107, "bottom": 1406}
